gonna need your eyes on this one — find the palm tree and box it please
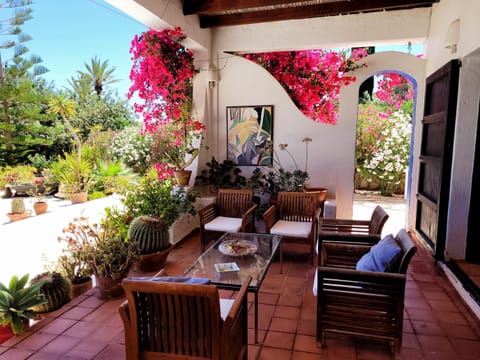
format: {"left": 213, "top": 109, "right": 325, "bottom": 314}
{"left": 47, "top": 94, "right": 80, "bottom": 161}
{"left": 67, "top": 73, "right": 93, "bottom": 99}
{"left": 78, "top": 57, "right": 118, "bottom": 96}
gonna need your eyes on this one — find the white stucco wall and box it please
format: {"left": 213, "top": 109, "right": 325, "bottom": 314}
{"left": 425, "top": 0, "right": 480, "bottom": 76}
{"left": 214, "top": 52, "right": 425, "bottom": 219}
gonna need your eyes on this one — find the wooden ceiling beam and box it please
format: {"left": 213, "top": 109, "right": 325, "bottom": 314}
{"left": 192, "top": 0, "right": 438, "bottom": 28}
{"left": 183, "top": 1, "right": 316, "bottom": 16}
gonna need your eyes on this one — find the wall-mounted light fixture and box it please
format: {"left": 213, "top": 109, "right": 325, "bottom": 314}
{"left": 206, "top": 65, "right": 219, "bottom": 88}
{"left": 445, "top": 18, "right": 460, "bottom": 54}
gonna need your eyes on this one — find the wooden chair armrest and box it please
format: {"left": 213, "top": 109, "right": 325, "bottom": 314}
{"left": 198, "top": 203, "right": 218, "bottom": 226}
{"left": 319, "top": 231, "right": 381, "bottom": 244}
{"left": 317, "top": 266, "right": 406, "bottom": 287}
{"left": 320, "top": 219, "right": 371, "bottom": 233}
{"left": 263, "top": 205, "right": 278, "bottom": 233}
{"left": 118, "top": 300, "right": 131, "bottom": 343}
{"left": 223, "top": 276, "right": 252, "bottom": 325}
{"left": 320, "top": 242, "right": 373, "bottom": 268}
{"left": 241, "top": 204, "right": 257, "bottom": 233}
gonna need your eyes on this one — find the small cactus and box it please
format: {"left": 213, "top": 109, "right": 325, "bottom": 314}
{"left": 128, "top": 216, "right": 170, "bottom": 255}
{"left": 30, "top": 272, "right": 71, "bottom": 313}
{"left": 11, "top": 198, "right": 26, "bottom": 214}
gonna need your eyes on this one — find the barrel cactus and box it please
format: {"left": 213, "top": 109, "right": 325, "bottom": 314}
{"left": 11, "top": 198, "right": 25, "bottom": 214}
{"left": 30, "top": 272, "right": 71, "bottom": 313}
{"left": 128, "top": 216, "right": 170, "bottom": 255}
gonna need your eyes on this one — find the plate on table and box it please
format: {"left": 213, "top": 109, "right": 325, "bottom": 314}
{"left": 218, "top": 239, "right": 258, "bottom": 257}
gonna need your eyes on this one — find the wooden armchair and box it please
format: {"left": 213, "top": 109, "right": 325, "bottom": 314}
{"left": 199, "top": 189, "right": 257, "bottom": 251}
{"left": 263, "top": 191, "right": 321, "bottom": 265}
{"left": 318, "top": 204, "right": 389, "bottom": 246}
{"left": 119, "top": 275, "right": 252, "bottom": 360}
{"left": 316, "top": 229, "right": 417, "bottom": 355}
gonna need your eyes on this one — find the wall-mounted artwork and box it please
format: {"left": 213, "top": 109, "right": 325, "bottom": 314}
{"left": 226, "top": 105, "right": 273, "bottom": 166}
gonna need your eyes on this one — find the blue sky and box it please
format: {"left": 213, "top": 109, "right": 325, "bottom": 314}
{"left": 4, "top": 1, "right": 423, "bottom": 99}
{"left": 18, "top": 0, "right": 146, "bottom": 97}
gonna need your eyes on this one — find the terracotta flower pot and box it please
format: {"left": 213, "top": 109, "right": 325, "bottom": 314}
{"left": 95, "top": 275, "right": 125, "bottom": 300}
{"left": 135, "top": 246, "right": 172, "bottom": 273}
{"left": 6, "top": 211, "right": 32, "bottom": 222}
{"left": 70, "top": 192, "right": 88, "bottom": 204}
{"left": 173, "top": 170, "right": 192, "bottom": 186}
{"left": 0, "top": 325, "right": 14, "bottom": 345}
{"left": 33, "top": 201, "right": 48, "bottom": 215}
{"left": 70, "top": 277, "right": 93, "bottom": 299}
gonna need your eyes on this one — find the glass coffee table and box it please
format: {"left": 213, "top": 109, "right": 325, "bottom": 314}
{"left": 184, "top": 232, "right": 281, "bottom": 343}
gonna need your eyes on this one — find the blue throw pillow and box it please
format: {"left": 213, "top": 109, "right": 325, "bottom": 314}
{"left": 126, "top": 276, "right": 211, "bottom": 285}
{"left": 356, "top": 234, "right": 402, "bottom": 272}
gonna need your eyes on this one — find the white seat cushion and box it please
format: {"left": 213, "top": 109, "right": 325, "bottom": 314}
{"left": 220, "top": 298, "right": 235, "bottom": 320}
{"left": 204, "top": 216, "right": 242, "bottom": 232}
{"left": 270, "top": 220, "right": 312, "bottom": 238}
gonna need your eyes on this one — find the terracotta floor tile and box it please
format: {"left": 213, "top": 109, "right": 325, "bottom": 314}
{"left": 248, "top": 345, "right": 261, "bottom": 360}
{"left": 1, "top": 229, "right": 480, "bottom": 360}
{"left": 269, "top": 317, "right": 298, "bottom": 333}
{"left": 65, "top": 338, "right": 108, "bottom": 359}
{"left": 407, "top": 308, "right": 437, "bottom": 322}
{"left": 27, "top": 351, "right": 63, "bottom": 360}
{"left": 439, "top": 322, "right": 480, "bottom": 340}
{"left": 94, "top": 343, "right": 126, "bottom": 360}
{"left": 277, "top": 294, "right": 303, "bottom": 307}
{"left": 63, "top": 320, "right": 101, "bottom": 339}
{"left": 258, "top": 346, "right": 292, "bottom": 360}
{"left": 40, "top": 335, "right": 81, "bottom": 354}
{"left": 294, "top": 334, "right": 322, "bottom": 353}
{"left": 263, "top": 331, "right": 295, "bottom": 350}
{"left": 248, "top": 329, "right": 266, "bottom": 344}
{"left": 356, "top": 339, "right": 392, "bottom": 360}
{"left": 0, "top": 348, "right": 34, "bottom": 360}
{"left": 292, "top": 350, "right": 328, "bottom": 360}
{"left": 416, "top": 334, "right": 455, "bottom": 353}
{"left": 449, "top": 338, "right": 480, "bottom": 358}
{"left": 39, "top": 318, "right": 76, "bottom": 335}
{"left": 258, "top": 292, "right": 279, "bottom": 305}
{"left": 274, "top": 305, "right": 301, "bottom": 320}
{"left": 398, "top": 347, "right": 426, "bottom": 360}
{"left": 402, "top": 333, "right": 421, "bottom": 349}
{"left": 411, "top": 320, "right": 445, "bottom": 336}
{"left": 59, "top": 305, "right": 95, "bottom": 321}
{"left": 14, "top": 332, "right": 56, "bottom": 351}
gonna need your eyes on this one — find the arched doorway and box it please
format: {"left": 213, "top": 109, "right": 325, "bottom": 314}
{"left": 338, "top": 51, "right": 425, "bottom": 224}
{"left": 354, "top": 71, "right": 418, "bottom": 235}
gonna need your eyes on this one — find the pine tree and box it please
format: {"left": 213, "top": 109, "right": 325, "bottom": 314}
{"left": 0, "top": 0, "right": 50, "bottom": 165}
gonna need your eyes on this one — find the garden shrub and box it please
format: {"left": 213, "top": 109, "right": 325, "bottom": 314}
{"left": 356, "top": 103, "right": 411, "bottom": 195}
{"left": 110, "top": 125, "right": 152, "bottom": 174}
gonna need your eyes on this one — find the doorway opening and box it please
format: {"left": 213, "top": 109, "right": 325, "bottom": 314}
{"left": 354, "top": 71, "right": 417, "bottom": 234}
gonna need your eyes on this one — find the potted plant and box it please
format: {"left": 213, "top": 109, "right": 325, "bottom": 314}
{"left": 50, "top": 152, "right": 93, "bottom": 203}
{"left": 28, "top": 177, "right": 52, "bottom": 215}
{"left": 59, "top": 216, "right": 139, "bottom": 300}
{"left": 29, "top": 272, "right": 71, "bottom": 314}
{"left": 6, "top": 198, "right": 32, "bottom": 222}
{"left": 0, "top": 274, "right": 47, "bottom": 343}
{"left": 195, "top": 157, "right": 247, "bottom": 194}
{"left": 55, "top": 254, "right": 93, "bottom": 299}
{"left": 116, "top": 169, "right": 197, "bottom": 271}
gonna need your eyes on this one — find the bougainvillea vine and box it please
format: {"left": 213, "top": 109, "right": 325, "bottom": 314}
{"left": 244, "top": 48, "right": 368, "bottom": 124}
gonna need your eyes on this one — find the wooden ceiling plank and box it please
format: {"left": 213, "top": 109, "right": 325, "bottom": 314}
{"left": 184, "top": 0, "right": 325, "bottom": 16}
{"left": 199, "top": 0, "right": 438, "bottom": 28}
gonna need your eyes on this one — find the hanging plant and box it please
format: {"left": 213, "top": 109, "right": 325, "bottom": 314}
{"left": 244, "top": 48, "right": 368, "bottom": 124}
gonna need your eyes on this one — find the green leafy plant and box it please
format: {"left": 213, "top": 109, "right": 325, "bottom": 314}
{"left": 50, "top": 152, "right": 93, "bottom": 194}
{"left": 0, "top": 274, "right": 47, "bottom": 335}
{"left": 195, "top": 157, "right": 246, "bottom": 190}
{"left": 0, "top": 165, "right": 36, "bottom": 189}
{"left": 122, "top": 170, "right": 197, "bottom": 225}
{"left": 58, "top": 216, "right": 139, "bottom": 281}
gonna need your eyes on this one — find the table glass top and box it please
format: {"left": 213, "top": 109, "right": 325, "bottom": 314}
{"left": 184, "top": 232, "right": 281, "bottom": 289}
